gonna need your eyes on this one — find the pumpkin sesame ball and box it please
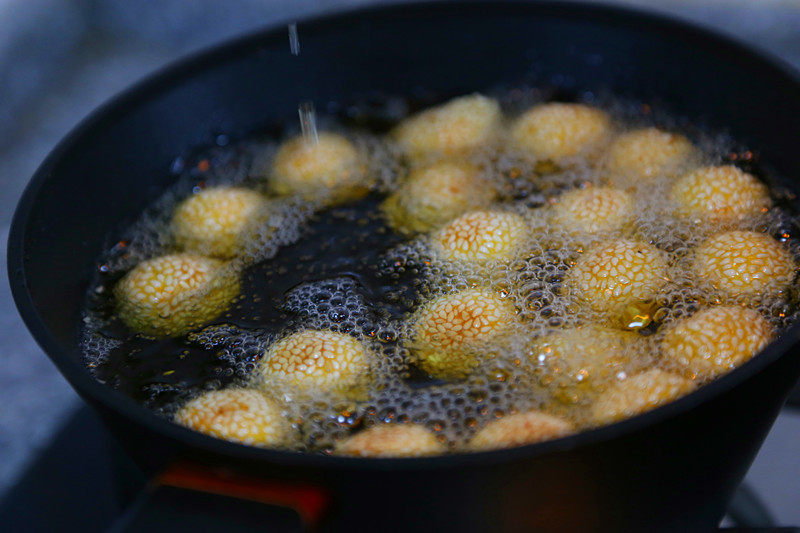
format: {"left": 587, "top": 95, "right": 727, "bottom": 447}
{"left": 269, "top": 132, "right": 367, "bottom": 203}
{"left": 660, "top": 306, "right": 774, "bottom": 379}
{"left": 566, "top": 239, "right": 669, "bottom": 317}
{"left": 692, "top": 231, "right": 796, "bottom": 300}
{"left": 670, "top": 165, "right": 771, "bottom": 225}
{"left": 550, "top": 186, "right": 634, "bottom": 236}
{"left": 172, "top": 186, "right": 268, "bottom": 258}
{"left": 174, "top": 388, "right": 291, "bottom": 447}
{"left": 392, "top": 94, "right": 501, "bottom": 160}
{"left": 591, "top": 369, "right": 696, "bottom": 424}
{"left": 115, "top": 253, "right": 239, "bottom": 338}
{"left": 605, "top": 128, "right": 695, "bottom": 180}
{"left": 335, "top": 424, "right": 445, "bottom": 457}
{"left": 433, "top": 210, "right": 527, "bottom": 263}
{"left": 382, "top": 161, "right": 496, "bottom": 235}
{"left": 469, "top": 411, "right": 574, "bottom": 451}
{"left": 259, "top": 329, "right": 370, "bottom": 393}
{"left": 409, "top": 289, "right": 516, "bottom": 379}
{"left": 511, "top": 103, "right": 611, "bottom": 162}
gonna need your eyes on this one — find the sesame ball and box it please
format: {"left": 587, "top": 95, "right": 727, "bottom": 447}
{"left": 660, "top": 306, "right": 774, "bottom": 379}
{"left": 566, "top": 239, "right": 669, "bottom": 316}
{"left": 692, "top": 231, "right": 796, "bottom": 300}
{"left": 409, "top": 289, "right": 516, "bottom": 379}
{"left": 393, "top": 94, "right": 501, "bottom": 160}
{"left": 269, "top": 132, "right": 367, "bottom": 204}
{"left": 550, "top": 186, "right": 634, "bottom": 235}
{"left": 511, "top": 103, "right": 611, "bottom": 162}
{"left": 605, "top": 128, "right": 695, "bottom": 180}
{"left": 115, "top": 253, "right": 239, "bottom": 337}
{"left": 469, "top": 411, "right": 574, "bottom": 451}
{"left": 174, "top": 388, "right": 290, "bottom": 447}
{"left": 259, "top": 329, "right": 370, "bottom": 393}
{"left": 335, "top": 424, "right": 445, "bottom": 458}
{"left": 382, "top": 161, "right": 496, "bottom": 235}
{"left": 670, "top": 165, "right": 771, "bottom": 224}
{"left": 172, "top": 186, "right": 268, "bottom": 258}
{"left": 432, "top": 210, "right": 527, "bottom": 263}
{"left": 591, "top": 369, "right": 695, "bottom": 424}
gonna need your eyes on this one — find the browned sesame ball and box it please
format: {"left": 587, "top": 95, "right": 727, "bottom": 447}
{"left": 433, "top": 210, "right": 527, "bottom": 263}
{"left": 660, "top": 306, "right": 774, "bottom": 379}
{"left": 469, "top": 410, "right": 574, "bottom": 451}
{"left": 591, "top": 369, "right": 695, "bottom": 424}
{"left": 409, "top": 289, "right": 516, "bottom": 379}
{"left": 566, "top": 239, "right": 669, "bottom": 316}
{"left": 115, "top": 253, "right": 239, "bottom": 337}
{"left": 269, "top": 132, "right": 367, "bottom": 203}
{"left": 174, "top": 388, "right": 291, "bottom": 447}
{"left": 382, "top": 161, "right": 497, "bottom": 235}
{"left": 172, "top": 186, "right": 268, "bottom": 258}
{"left": 605, "top": 128, "right": 695, "bottom": 180}
{"left": 550, "top": 186, "right": 634, "bottom": 235}
{"left": 511, "top": 103, "right": 611, "bottom": 162}
{"left": 692, "top": 231, "right": 796, "bottom": 300}
{"left": 670, "top": 165, "right": 771, "bottom": 225}
{"left": 335, "top": 424, "right": 445, "bottom": 457}
{"left": 392, "top": 94, "right": 501, "bottom": 160}
{"left": 258, "top": 329, "right": 370, "bottom": 393}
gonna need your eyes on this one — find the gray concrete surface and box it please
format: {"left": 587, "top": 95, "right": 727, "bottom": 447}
{"left": 1, "top": 0, "right": 798, "bottom": 525}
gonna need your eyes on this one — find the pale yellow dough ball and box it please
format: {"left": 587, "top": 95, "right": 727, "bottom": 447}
{"left": 469, "top": 411, "right": 573, "bottom": 451}
{"left": 591, "top": 369, "right": 695, "bottom": 424}
{"left": 432, "top": 210, "right": 527, "bottom": 263}
{"left": 550, "top": 186, "right": 634, "bottom": 235}
{"left": 335, "top": 424, "right": 445, "bottom": 457}
{"left": 605, "top": 127, "right": 695, "bottom": 180}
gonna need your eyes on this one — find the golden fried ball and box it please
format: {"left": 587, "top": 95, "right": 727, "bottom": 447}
{"left": 409, "top": 289, "right": 516, "bottom": 379}
{"left": 692, "top": 231, "right": 796, "bottom": 300}
{"left": 382, "top": 161, "right": 496, "bottom": 235}
{"left": 269, "top": 132, "right": 366, "bottom": 203}
{"left": 393, "top": 94, "right": 501, "bottom": 160}
{"left": 335, "top": 424, "right": 445, "bottom": 457}
{"left": 432, "top": 210, "right": 527, "bottom": 263}
{"left": 591, "top": 369, "right": 695, "bottom": 424}
{"left": 605, "top": 128, "right": 695, "bottom": 180}
{"left": 259, "top": 329, "right": 370, "bottom": 393}
{"left": 469, "top": 411, "right": 573, "bottom": 451}
{"left": 670, "top": 165, "right": 771, "bottom": 225}
{"left": 115, "top": 253, "right": 239, "bottom": 337}
{"left": 172, "top": 186, "right": 267, "bottom": 258}
{"left": 660, "top": 306, "right": 774, "bottom": 379}
{"left": 550, "top": 186, "right": 634, "bottom": 235}
{"left": 174, "top": 388, "right": 290, "bottom": 447}
{"left": 566, "top": 240, "right": 669, "bottom": 316}
{"left": 511, "top": 103, "right": 611, "bottom": 162}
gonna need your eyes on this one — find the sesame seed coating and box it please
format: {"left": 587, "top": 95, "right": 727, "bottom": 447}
{"left": 591, "top": 369, "right": 695, "bottom": 424}
{"left": 550, "top": 186, "right": 634, "bottom": 235}
{"left": 259, "top": 329, "right": 370, "bottom": 392}
{"left": 692, "top": 231, "right": 796, "bottom": 300}
{"left": 172, "top": 186, "right": 267, "bottom": 258}
{"left": 660, "top": 306, "right": 774, "bottom": 379}
{"left": 566, "top": 239, "right": 669, "bottom": 316}
{"left": 393, "top": 94, "right": 501, "bottom": 160}
{"left": 410, "top": 289, "right": 515, "bottom": 378}
{"left": 115, "top": 253, "right": 239, "bottom": 337}
{"left": 174, "top": 388, "right": 290, "bottom": 446}
{"left": 605, "top": 128, "right": 695, "bottom": 179}
{"left": 335, "top": 423, "right": 445, "bottom": 457}
{"left": 382, "top": 161, "right": 496, "bottom": 234}
{"left": 469, "top": 411, "right": 574, "bottom": 451}
{"left": 270, "top": 132, "right": 366, "bottom": 203}
{"left": 511, "top": 103, "right": 611, "bottom": 161}
{"left": 433, "top": 210, "right": 527, "bottom": 263}
{"left": 670, "top": 165, "right": 771, "bottom": 224}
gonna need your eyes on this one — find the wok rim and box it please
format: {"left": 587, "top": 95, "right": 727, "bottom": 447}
{"left": 8, "top": 0, "right": 800, "bottom": 472}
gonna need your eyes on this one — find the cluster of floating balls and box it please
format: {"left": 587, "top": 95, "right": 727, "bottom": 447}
{"left": 107, "top": 93, "right": 799, "bottom": 457}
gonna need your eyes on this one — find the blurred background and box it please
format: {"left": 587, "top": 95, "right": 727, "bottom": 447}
{"left": 1, "top": 0, "right": 799, "bottom": 528}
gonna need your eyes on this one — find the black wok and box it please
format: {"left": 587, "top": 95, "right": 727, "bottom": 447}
{"left": 8, "top": 2, "right": 800, "bottom": 531}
